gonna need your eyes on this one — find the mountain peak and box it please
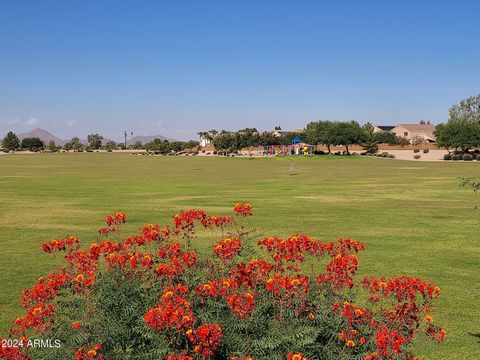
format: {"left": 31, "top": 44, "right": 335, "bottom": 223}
{"left": 17, "top": 128, "right": 66, "bottom": 145}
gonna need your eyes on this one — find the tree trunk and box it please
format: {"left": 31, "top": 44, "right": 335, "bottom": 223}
{"left": 327, "top": 144, "right": 331, "bottom": 154}
{"left": 345, "top": 145, "right": 350, "bottom": 155}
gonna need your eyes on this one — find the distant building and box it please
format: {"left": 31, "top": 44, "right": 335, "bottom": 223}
{"left": 199, "top": 135, "right": 213, "bottom": 147}
{"left": 373, "top": 125, "right": 395, "bottom": 133}
{"left": 391, "top": 124, "right": 436, "bottom": 143}
{"left": 272, "top": 129, "right": 303, "bottom": 137}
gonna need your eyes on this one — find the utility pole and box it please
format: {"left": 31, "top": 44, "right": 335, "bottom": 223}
{"left": 124, "top": 131, "right": 127, "bottom": 148}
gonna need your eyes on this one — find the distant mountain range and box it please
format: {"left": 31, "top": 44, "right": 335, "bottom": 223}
{"left": 17, "top": 128, "right": 67, "bottom": 146}
{"left": 15, "top": 128, "right": 175, "bottom": 146}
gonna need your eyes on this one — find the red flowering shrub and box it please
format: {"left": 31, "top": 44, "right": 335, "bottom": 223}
{"left": 0, "top": 204, "right": 445, "bottom": 359}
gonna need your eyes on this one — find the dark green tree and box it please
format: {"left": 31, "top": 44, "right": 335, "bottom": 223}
{"left": 375, "top": 131, "right": 398, "bottom": 144}
{"left": 2, "top": 131, "right": 20, "bottom": 151}
{"left": 21, "top": 137, "right": 44, "bottom": 151}
{"left": 434, "top": 122, "right": 480, "bottom": 153}
{"left": 104, "top": 141, "right": 117, "bottom": 151}
{"left": 145, "top": 139, "right": 171, "bottom": 153}
{"left": 47, "top": 140, "right": 57, "bottom": 152}
{"left": 304, "top": 121, "right": 335, "bottom": 153}
{"left": 87, "top": 133, "right": 104, "bottom": 149}
{"left": 64, "top": 137, "right": 84, "bottom": 151}
{"left": 330, "top": 121, "right": 363, "bottom": 154}
{"left": 360, "top": 123, "right": 378, "bottom": 154}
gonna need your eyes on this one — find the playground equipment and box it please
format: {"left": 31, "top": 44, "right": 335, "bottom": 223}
{"left": 262, "top": 136, "right": 314, "bottom": 156}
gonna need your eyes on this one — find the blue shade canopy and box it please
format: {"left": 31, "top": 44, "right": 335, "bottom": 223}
{"left": 292, "top": 136, "right": 302, "bottom": 144}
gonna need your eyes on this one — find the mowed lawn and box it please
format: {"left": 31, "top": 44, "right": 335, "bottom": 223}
{"left": 0, "top": 153, "right": 479, "bottom": 359}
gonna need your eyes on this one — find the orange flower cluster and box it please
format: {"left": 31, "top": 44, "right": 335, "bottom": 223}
{"left": 144, "top": 284, "right": 195, "bottom": 332}
{"left": 194, "top": 257, "right": 276, "bottom": 318}
{"left": 99, "top": 212, "right": 127, "bottom": 235}
{"left": 201, "top": 216, "right": 232, "bottom": 228}
{"left": 155, "top": 243, "right": 197, "bottom": 278}
{"left": 317, "top": 252, "right": 359, "bottom": 289}
{"left": 75, "top": 344, "right": 103, "bottom": 360}
{"left": 316, "top": 238, "right": 365, "bottom": 289}
{"left": 362, "top": 276, "right": 440, "bottom": 303}
{"left": 230, "top": 259, "right": 274, "bottom": 287}
{"left": 20, "top": 271, "right": 71, "bottom": 308}
{"left": 106, "top": 212, "right": 127, "bottom": 226}
{"left": 195, "top": 280, "right": 256, "bottom": 319}
{"left": 373, "top": 327, "right": 407, "bottom": 358}
{"left": 173, "top": 209, "right": 207, "bottom": 237}
{"left": 2, "top": 203, "right": 446, "bottom": 360}
{"left": 258, "top": 234, "right": 330, "bottom": 267}
{"left": 0, "top": 342, "right": 29, "bottom": 360}
{"left": 41, "top": 236, "right": 79, "bottom": 253}
{"left": 189, "top": 323, "right": 222, "bottom": 359}
{"left": 233, "top": 203, "right": 253, "bottom": 217}
{"left": 287, "top": 352, "right": 306, "bottom": 360}
{"left": 338, "top": 301, "right": 373, "bottom": 326}
{"left": 226, "top": 292, "right": 255, "bottom": 318}
{"left": 334, "top": 301, "right": 373, "bottom": 349}
{"left": 214, "top": 237, "right": 242, "bottom": 261}
{"left": 13, "top": 270, "right": 73, "bottom": 335}
{"left": 265, "top": 274, "right": 310, "bottom": 296}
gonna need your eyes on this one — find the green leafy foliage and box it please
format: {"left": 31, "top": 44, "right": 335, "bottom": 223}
{"left": 21, "top": 137, "right": 44, "bottom": 152}
{"left": 2, "top": 131, "right": 20, "bottom": 151}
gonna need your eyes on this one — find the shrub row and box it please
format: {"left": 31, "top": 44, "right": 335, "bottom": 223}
{"left": 364, "top": 152, "right": 395, "bottom": 158}
{"left": 444, "top": 153, "right": 480, "bottom": 161}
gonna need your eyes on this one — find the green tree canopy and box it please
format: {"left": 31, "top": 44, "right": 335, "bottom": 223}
{"left": 104, "top": 140, "right": 117, "bottom": 151}
{"left": 448, "top": 94, "right": 480, "bottom": 124}
{"left": 434, "top": 122, "right": 480, "bottom": 152}
{"left": 87, "top": 133, "right": 104, "bottom": 149}
{"left": 21, "top": 137, "right": 44, "bottom": 151}
{"left": 47, "top": 140, "right": 57, "bottom": 152}
{"left": 330, "top": 121, "right": 363, "bottom": 154}
{"left": 144, "top": 139, "right": 199, "bottom": 154}
{"left": 64, "top": 137, "right": 84, "bottom": 151}
{"left": 375, "top": 131, "right": 398, "bottom": 145}
{"left": 304, "top": 121, "right": 335, "bottom": 153}
{"left": 359, "top": 123, "right": 378, "bottom": 154}
{"left": 2, "top": 131, "right": 20, "bottom": 151}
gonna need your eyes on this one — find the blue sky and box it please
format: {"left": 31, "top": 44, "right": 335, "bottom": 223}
{"left": 1, "top": 1, "right": 479, "bottom": 141}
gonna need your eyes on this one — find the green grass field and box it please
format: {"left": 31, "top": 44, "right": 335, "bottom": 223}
{"left": 0, "top": 153, "right": 479, "bottom": 359}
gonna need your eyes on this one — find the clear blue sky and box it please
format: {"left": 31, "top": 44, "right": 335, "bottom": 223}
{"left": 1, "top": 0, "right": 479, "bottom": 141}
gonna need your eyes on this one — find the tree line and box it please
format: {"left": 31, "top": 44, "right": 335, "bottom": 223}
{"left": 205, "top": 123, "right": 409, "bottom": 154}
{"left": 434, "top": 94, "right": 480, "bottom": 153}
{"left": 1, "top": 132, "right": 199, "bottom": 153}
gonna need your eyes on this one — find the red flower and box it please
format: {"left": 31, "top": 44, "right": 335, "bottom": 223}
{"left": 144, "top": 285, "right": 195, "bottom": 332}
{"left": 191, "top": 323, "right": 222, "bottom": 359}
{"left": 233, "top": 203, "right": 253, "bottom": 217}
{"left": 214, "top": 237, "right": 242, "bottom": 261}
{"left": 287, "top": 353, "right": 305, "bottom": 360}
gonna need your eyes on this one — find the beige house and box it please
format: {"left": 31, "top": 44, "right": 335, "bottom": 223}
{"left": 391, "top": 124, "right": 436, "bottom": 143}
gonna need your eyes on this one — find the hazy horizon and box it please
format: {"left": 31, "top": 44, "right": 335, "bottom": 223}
{"left": 1, "top": 1, "right": 479, "bottom": 141}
